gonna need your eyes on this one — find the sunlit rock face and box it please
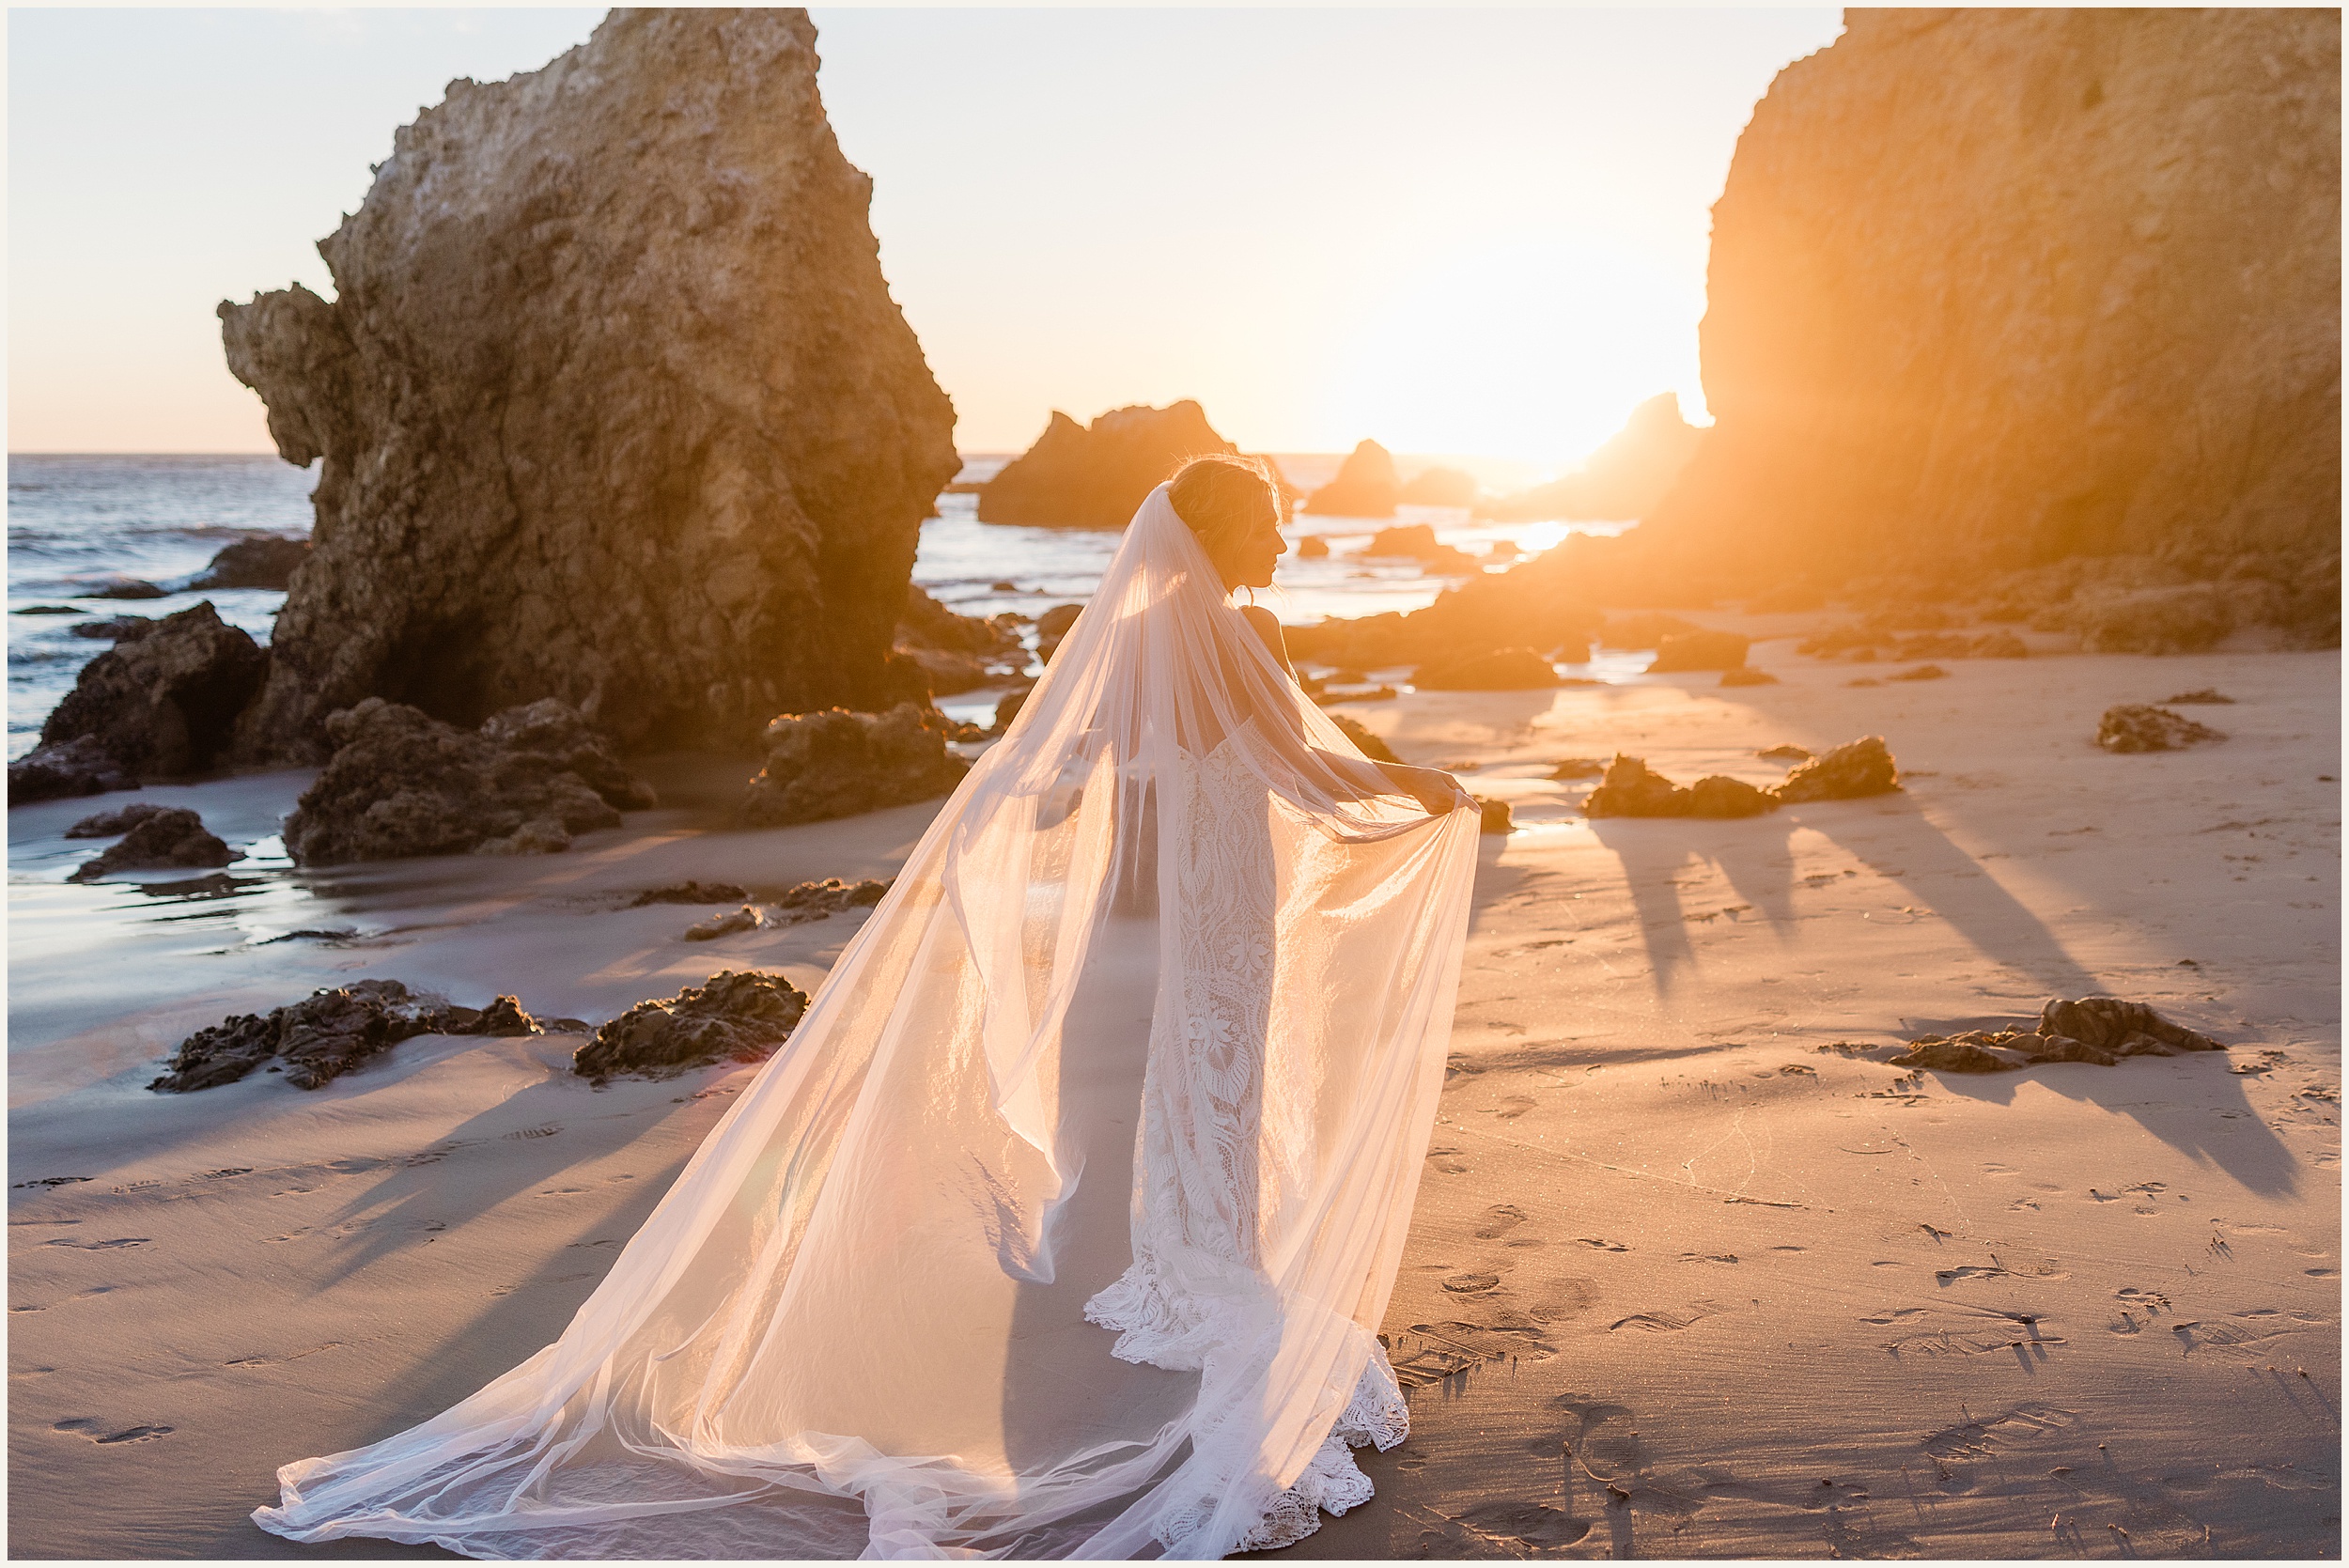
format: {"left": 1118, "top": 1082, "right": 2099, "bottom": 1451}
{"left": 978, "top": 402, "right": 1239, "bottom": 529}
{"left": 1652, "top": 8, "right": 2340, "bottom": 598}
{"left": 1477, "top": 394, "right": 1704, "bottom": 522}
{"left": 220, "top": 8, "right": 957, "bottom": 759}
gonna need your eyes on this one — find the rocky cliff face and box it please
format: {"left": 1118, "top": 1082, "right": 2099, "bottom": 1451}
{"left": 219, "top": 8, "right": 957, "bottom": 759}
{"left": 1648, "top": 8, "right": 2340, "bottom": 620}
{"left": 978, "top": 402, "right": 1238, "bottom": 529}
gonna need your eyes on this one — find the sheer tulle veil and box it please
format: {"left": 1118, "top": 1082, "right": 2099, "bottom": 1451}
{"left": 254, "top": 483, "right": 1479, "bottom": 1558}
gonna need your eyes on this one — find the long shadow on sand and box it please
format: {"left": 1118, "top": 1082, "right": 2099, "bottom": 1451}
{"left": 1583, "top": 815, "right": 1800, "bottom": 994}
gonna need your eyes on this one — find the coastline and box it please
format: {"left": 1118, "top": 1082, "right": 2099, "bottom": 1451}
{"left": 9, "top": 644, "right": 2339, "bottom": 1558}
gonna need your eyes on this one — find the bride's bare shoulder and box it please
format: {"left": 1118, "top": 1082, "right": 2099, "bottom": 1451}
{"left": 1237, "top": 603, "right": 1292, "bottom": 674}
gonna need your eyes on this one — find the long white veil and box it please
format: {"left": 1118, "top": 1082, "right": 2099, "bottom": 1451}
{"left": 254, "top": 484, "right": 1479, "bottom": 1559}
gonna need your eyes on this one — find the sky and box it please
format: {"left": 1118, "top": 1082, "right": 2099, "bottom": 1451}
{"left": 8, "top": 7, "right": 1844, "bottom": 471}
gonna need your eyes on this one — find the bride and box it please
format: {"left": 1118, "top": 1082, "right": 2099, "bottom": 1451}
{"left": 255, "top": 456, "right": 1480, "bottom": 1559}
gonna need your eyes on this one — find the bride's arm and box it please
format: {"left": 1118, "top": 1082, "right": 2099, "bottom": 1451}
{"left": 1237, "top": 605, "right": 1473, "bottom": 815}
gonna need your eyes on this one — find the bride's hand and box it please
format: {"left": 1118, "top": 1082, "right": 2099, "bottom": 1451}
{"left": 1380, "top": 763, "right": 1474, "bottom": 816}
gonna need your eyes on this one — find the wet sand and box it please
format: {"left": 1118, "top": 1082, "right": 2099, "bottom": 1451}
{"left": 8, "top": 645, "right": 2339, "bottom": 1558}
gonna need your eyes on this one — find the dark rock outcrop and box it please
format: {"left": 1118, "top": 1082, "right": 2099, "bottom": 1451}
{"left": 1306, "top": 441, "right": 1401, "bottom": 518}
{"left": 37, "top": 601, "right": 266, "bottom": 782}
{"left": 1411, "top": 648, "right": 1559, "bottom": 691}
{"left": 573, "top": 969, "right": 810, "bottom": 1082}
{"left": 1582, "top": 756, "right": 1781, "bottom": 819}
{"left": 8, "top": 737, "right": 140, "bottom": 805}
{"left": 1773, "top": 736, "right": 1901, "bottom": 801}
{"left": 1364, "top": 523, "right": 1481, "bottom": 574}
{"left": 2164, "top": 688, "right": 2234, "bottom": 705}
{"left": 1644, "top": 10, "right": 2340, "bottom": 628}
{"left": 84, "top": 578, "right": 167, "bottom": 601}
{"left": 2095, "top": 704, "right": 2225, "bottom": 753}
{"left": 684, "top": 906, "right": 764, "bottom": 941}
{"left": 217, "top": 10, "right": 957, "bottom": 760}
{"left": 894, "top": 585, "right": 1024, "bottom": 696}
{"left": 284, "top": 696, "right": 658, "bottom": 865}
{"left": 150, "top": 980, "right": 543, "bottom": 1093}
{"left": 65, "top": 802, "right": 170, "bottom": 839}
{"left": 630, "top": 880, "right": 752, "bottom": 908}
{"left": 1890, "top": 997, "right": 2225, "bottom": 1073}
{"left": 773, "top": 876, "right": 890, "bottom": 923}
{"left": 68, "top": 807, "right": 239, "bottom": 882}
{"left": 1475, "top": 798, "right": 1514, "bottom": 834}
{"left": 1687, "top": 775, "right": 1779, "bottom": 818}
{"left": 70, "top": 616, "right": 154, "bottom": 642}
{"left": 191, "top": 535, "right": 310, "bottom": 590}
{"left": 739, "top": 704, "right": 968, "bottom": 827}
{"left": 1398, "top": 466, "right": 1478, "bottom": 507}
{"left": 1476, "top": 394, "right": 1706, "bottom": 521}
{"left": 1647, "top": 630, "right": 1750, "bottom": 673}
{"left": 1548, "top": 757, "right": 1606, "bottom": 780}
{"left": 979, "top": 402, "right": 1239, "bottom": 529}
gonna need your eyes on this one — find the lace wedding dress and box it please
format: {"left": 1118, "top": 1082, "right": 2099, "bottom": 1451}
{"left": 254, "top": 487, "right": 1478, "bottom": 1559}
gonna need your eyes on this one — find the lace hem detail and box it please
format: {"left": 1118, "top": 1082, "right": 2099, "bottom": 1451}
{"left": 1082, "top": 1256, "right": 1217, "bottom": 1373}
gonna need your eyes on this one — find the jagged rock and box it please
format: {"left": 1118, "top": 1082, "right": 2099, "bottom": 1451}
{"left": 1643, "top": 11, "right": 2339, "bottom": 628}
{"left": 84, "top": 577, "right": 167, "bottom": 600}
{"left": 149, "top": 979, "right": 540, "bottom": 1093}
{"left": 2094, "top": 704, "right": 2225, "bottom": 753}
{"left": 8, "top": 737, "right": 140, "bottom": 805}
{"left": 1888, "top": 663, "right": 1948, "bottom": 681}
{"left": 68, "top": 807, "right": 239, "bottom": 882}
{"left": 1296, "top": 536, "right": 1331, "bottom": 559}
{"left": 1772, "top": 736, "right": 1901, "bottom": 801}
{"left": 1687, "top": 775, "right": 1780, "bottom": 819}
{"left": 1035, "top": 603, "right": 1084, "bottom": 665}
{"left": 284, "top": 696, "right": 657, "bottom": 865}
{"left": 1476, "top": 394, "right": 1705, "bottom": 521}
{"left": 64, "top": 802, "right": 170, "bottom": 839}
{"left": 1548, "top": 758, "right": 1606, "bottom": 780}
{"left": 1364, "top": 523, "right": 1481, "bottom": 574}
{"left": 1647, "top": 630, "right": 1750, "bottom": 673}
{"left": 572, "top": 969, "right": 810, "bottom": 1083}
{"left": 1398, "top": 466, "right": 1478, "bottom": 507}
{"left": 217, "top": 11, "right": 957, "bottom": 761}
{"left": 1889, "top": 998, "right": 2224, "bottom": 1073}
{"left": 773, "top": 876, "right": 890, "bottom": 923}
{"left": 1331, "top": 714, "right": 1400, "bottom": 765}
{"left": 70, "top": 616, "right": 154, "bottom": 642}
{"left": 739, "top": 704, "right": 968, "bottom": 827}
{"left": 1306, "top": 441, "right": 1401, "bottom": 518}
{"left": 980, "top": 402, "right": 1240, "bottom": 529}
{"left": 37, "top": 601, "right": 267, "bottom": 781}
{"left": 630, "top": 880, "right": 752, "bottom": 908}
{"left": 2164, "top": 687, "right": 2235, "bottom": 705}
{"left": 684, "top": 905, "right": 764, "bottom": 941}
{"left": 1757, "top": 744, "right": 1812, "bottom": 763}
{"left": 1412, "top": 647, "right": 1558, "bottom": 691}
{"left": 191, "top": 535, "right": 310, "bottom": 590}
{"left": 1582, "top": 756, "right": 1690, "bottom": 817}
{"left": 1720, "top": 667, "right": 1779, "bottom": 687}
{"left": 1476, "top": 798, "right": 1514, "bottom": 834}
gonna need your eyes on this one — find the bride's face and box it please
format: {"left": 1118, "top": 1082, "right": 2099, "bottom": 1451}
{"left": 1216, "top": 495, "right": 1286, "bottom": 593}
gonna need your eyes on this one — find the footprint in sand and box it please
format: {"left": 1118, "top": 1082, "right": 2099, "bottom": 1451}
{"left": 1443, "top": 1273, "right": 1502, "bottom": 1294}
{"left": 54, "top": 1419, "right": 173, "bottom": 1445}
{"left": 1486, "top": 1094, "right": 1537, "bottom": 1120}
{"left": 40, "top": 1237, "right": 149, "bottom": 1250}
{"left": 1608, "top": 1302, "right": 1721, "bottom": 1333}
{"left": 1474, "top": 1203, "right": 1529, "bottom": 1239}
{"left": 506, "top": 1125, "right": 562, "bottom": 1141}
{"left": 1453, "top": 1500, "right": 1589, "bottom": 1548}
{"left": 1577, "top": 1236, "right": 1629, "bottom": 1252}
{"left": 1425, "top": 1147, "right": 1470, "bottom": 1174}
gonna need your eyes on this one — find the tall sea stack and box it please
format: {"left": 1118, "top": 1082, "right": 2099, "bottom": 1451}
{"left": 1648, "top": 8, "right": 2340, "bottom": 620}
{"left": 220, "top": 8, "right": 958, "bottom": 758}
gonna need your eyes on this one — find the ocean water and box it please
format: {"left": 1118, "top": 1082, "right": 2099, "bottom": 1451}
{"left": 6, "top": 453, "right": 1637, "bottom": 759}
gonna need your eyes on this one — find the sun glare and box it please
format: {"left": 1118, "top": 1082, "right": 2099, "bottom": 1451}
{"left": 1315, "top": 235, "right": 1710, "bottom": 472}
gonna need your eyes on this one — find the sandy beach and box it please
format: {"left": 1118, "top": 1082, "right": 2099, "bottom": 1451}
{"left": 8, "top": 641, "right": 2339, "bottom": 1559}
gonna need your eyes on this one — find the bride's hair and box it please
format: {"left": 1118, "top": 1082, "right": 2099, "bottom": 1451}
{"left": 1167, "top": 455, "right": 1279, "bottom": 558}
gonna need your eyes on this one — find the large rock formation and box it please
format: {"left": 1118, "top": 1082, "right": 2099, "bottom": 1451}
{"left": 1644, "top": 9, "right": 2340, "bottom": 631}
{"left": 1305, "top": 440, "right": 1400, "bottom": 518}
{"left": 978, "top": 402, "right": 1242, "bottom": 529}
{"left": 217, "top": 9, "right": 957, "bottom": 761}
{"left": 1478, "top": 394, "right": 1706, "bottom": 522}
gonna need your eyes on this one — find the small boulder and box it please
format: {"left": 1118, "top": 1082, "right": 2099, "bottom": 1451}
{"left": 1476, "top": 797, "right": 1514, "bottom": 834}
{"left": 573, "top": 970, "right": 810, "bottom": 1083}
{"left": 190, "top": 535, "right": 310, "bottom": 590}
{"left": 284, "top": 697, "right": 657, "bottom": 866}
{"left": 1720, "top": 667, "right": 1779, "bottom": 687}
{"left": 1548, "top": 757, "right": 1607, "bottom": 780}
{"left": 64, "top": 801, "right": 171, "bottom": 839}
{"left": 1331, "top": 714, "right": 1400, "bottom": 764}
{"left": 630, "top": 880, "right": 752, "bottom": 908}
{"left": 1757, "top": 744, "right": 1812, "bottom": 763}
{"left": 1412, "top": 647, "right": 1559, "bottom": 691}
{"left": 1582, "top": 755, "right": 1691, "bottom": 817}
{"left": 2040, "top": 996, "right": 2223, "bottom": 1055}
{"left": 1888, "top": 1035, "right": 2041, "bottom": 1073}
{"left": 1296, "top": 536, "right": 1330, "bottom": 559}
{"left": 2094, "top": 704, "right": 2225, "bottom": 753}
{"left": 739, "top": 704, "right": 969, "bottom": 828}
{"left": 2164, "top": 687, "right": 2234, "bottom": 705}
{"left": 149, "top": 979, "right": 537, "bottom": 1093}
{"left": 1772, "top": 736, "right": 1901, "bottom": 802}
{"left": 773, "top": 877, "right": 890, "bottom": 924}
{"left": 1647, "top": 630, "right": 1750, "bottom": 674}
{"left": 1687, "top": 775, "right": 1780, "bottom": 819}
{"left": 1888, "top": 663, "right": 1948, "bottom": 681}
{"left": 684, "top": 905, "right": 765, "bottom": 941}
{"left": 37, "top": 601, "right": 267, "bottom": 781}
{"left": 1363, "top": 523, "right": 1482, "bottom": 573}
{"left": 69, "top": 806, "right": 240, "bottom": 882}
{"left": 83, "top": 576, "right": 168, "bottom": 600}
